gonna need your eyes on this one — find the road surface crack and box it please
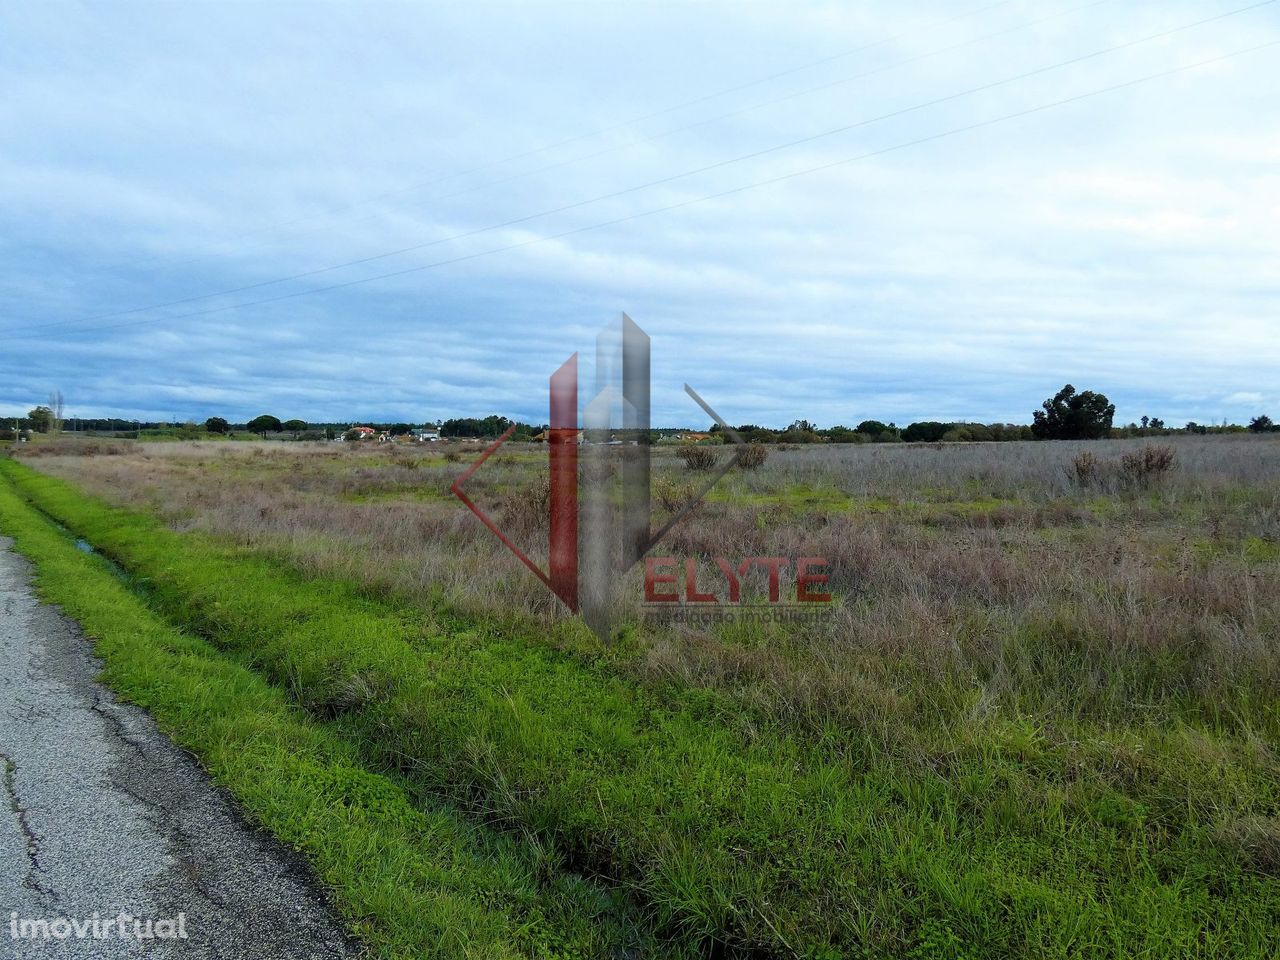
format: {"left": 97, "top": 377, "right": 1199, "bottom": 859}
{"left": 91, "top": 691, "right": 150, "bottom": 763}
{"left": 99, "top": 752, "right": 234, "bottom": 912}
{"left": 1, "top": 751, "right": 58, "bottom": 905}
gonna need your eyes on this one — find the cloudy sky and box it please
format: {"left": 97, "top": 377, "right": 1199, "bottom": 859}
{"left": 2, "top": 0, "right": 1276, "bottom": 428}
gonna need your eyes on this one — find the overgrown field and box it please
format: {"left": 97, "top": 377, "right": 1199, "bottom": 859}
{"left": 4, "top": 434, "right": 1279, "bottom": 958}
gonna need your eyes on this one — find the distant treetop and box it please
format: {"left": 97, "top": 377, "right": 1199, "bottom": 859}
{"left": 1031, "top": 385, "right": 1115, "bottom": 440}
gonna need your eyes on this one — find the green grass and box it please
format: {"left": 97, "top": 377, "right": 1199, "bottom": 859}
{"left": 135, "top": 428, "right": 263, "bottom": 441}
{"left": 339, "top": 487, "right": 454, "bottom": 504}
{"left": 702, "top": 481, "right": 1019, "bottom": 519}
{"left": 3, "top": 458, "right": 1278, "bottom": 958}
{"left": 0, "top": 472, "right": 674, "bottom": 960}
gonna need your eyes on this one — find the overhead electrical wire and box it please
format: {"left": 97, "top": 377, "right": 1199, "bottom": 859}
{"left": 5, "top": 35, "right": 1273, "bottom": 346}
{"left": 155, "top": 0, "right": 1112, "bottom": 273}
{"left": 8, "top": 0, "right": 1270, "bottom": 340}
{"left": 115, "top": 0, "right": 1021, "bottom": 268}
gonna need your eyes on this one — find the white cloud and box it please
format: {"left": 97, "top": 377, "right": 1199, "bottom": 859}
{"left": 1, "top": 0, "right": 1277, "bottom": 427}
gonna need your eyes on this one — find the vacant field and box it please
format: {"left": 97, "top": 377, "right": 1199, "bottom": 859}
{"left": 5, "top": 434, "right": 1279, "bottom": 958}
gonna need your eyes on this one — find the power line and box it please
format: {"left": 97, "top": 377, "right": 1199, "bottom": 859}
{"left": 9, "top": 0, "right": 1271, "bottom": 340}
{"left": 110, "top": 0, "right": 1020, "bottom": 271}
{"left": 156, "top": 0, "right": 1111, "bottom": 276}
{"left": 8, "top": 37, "right": 1274, "bottom": 346}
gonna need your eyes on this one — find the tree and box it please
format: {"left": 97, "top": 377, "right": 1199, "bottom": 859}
{"left": 27, "top": 406, "right": 53, "bottom": 433}
{"left": 246, "top": 414, "right": 283, "bottom": 437}
{"left": 440, "top": 415, "right": 521, "bottom": 438}
{"left": 944, "top": 423, "right": 995, "bottom": 443}
{"left": 821, "top": 425, "right": 862, "bottom": 444}
{"left": 282, "top": 418, "right": 308, "bottom": 436}
{"left": 204, "top": 416, "right": 229, "bottom": 435}
{"left": 902, "top": 421, "right": 948, "bottom": 443}
{"left": 856, "top": 420, "right": 901, "bottom": 442}
{"left": 1248, "top": 415, "right": 1275, "bottom": 434}
{"left": 1031, "top": 384, "right": 1115, "bottom": 440}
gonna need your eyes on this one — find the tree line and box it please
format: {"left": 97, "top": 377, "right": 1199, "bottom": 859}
{"left": 8, "top": 385, "right": 1279, "bottom": 443}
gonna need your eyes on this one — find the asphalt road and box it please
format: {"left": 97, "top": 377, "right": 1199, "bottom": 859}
{"left": 0, "top": 537, "right": 361, "bottom": 959}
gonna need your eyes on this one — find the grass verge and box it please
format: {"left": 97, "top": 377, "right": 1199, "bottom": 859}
{"left": 0, "top": 471, "right": 673, "bottom": 960}
{"left": 3, "top": 459, "right": 1278, "bottom": 958}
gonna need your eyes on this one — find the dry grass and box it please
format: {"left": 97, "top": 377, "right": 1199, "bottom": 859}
{"left": 20, "top": 435, "right": 1280, "bottom": 734}
{"left": 13, "top": 435, "right": 1280, "bottom": 956}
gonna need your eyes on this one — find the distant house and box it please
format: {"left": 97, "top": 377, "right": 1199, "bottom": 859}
{"left": 678, "top": 432, "right": 713, "bottom": 442}
{"left": 531, "top": 430, "right": 583, "bottom": 443}
{"left": 346, "top": 426, "right": 376, "bottom": 440}
{"left": 411, "top": 428, "right": 440, "bottom": 442}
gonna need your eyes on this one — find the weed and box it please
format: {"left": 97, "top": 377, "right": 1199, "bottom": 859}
{"left": 1069, "top": 450, "right": 1102, "bottom": 487}
{"left": 653, "top": 476, "right": 698, "bottom": 514}
{"left": 1119, "top": 444, "right": 1177, "bottom": 489}
{"left": 0, "top": 478, "right": 674, "bottom": 959}
{"left": 1067, "top": 444, "right": 1178, "bottom": 493}
{"left": 677, "top": 445, "right": 719, "bottom": 471}
{"left": 5, "top": 458, "right": 1280, "bottom": 958}
{"left": 734, "top": 443, "right": 768, "bottom": 470}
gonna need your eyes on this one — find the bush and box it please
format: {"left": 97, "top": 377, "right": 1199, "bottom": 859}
{"left": 733, "top": 443, "right": 768, "bottom": 469}
{"left": 1069, "top": 451, "right": 1102, "bottom": 488}
{"left": 677, "top": 445, "right": 719, "bottom": 471}
{"left": 1068, "top": 446, "right": 1176, "bottom": 492}
{"left": 1119, "top": 445, "right": 1176, "bottom": 489}
{"left": 653, "top": 476, "right": 697, "bottom": 513}
{"left": 498, "top": 475, "right": 551, "bottom": 538}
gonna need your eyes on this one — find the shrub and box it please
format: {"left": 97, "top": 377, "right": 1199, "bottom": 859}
{"left": 734, "top": 443, "right": 768, "bottom": 470}
{"left": 1069, "top": 446, "right": 1176, "bottom": 491}
{"left": 677, "top": 445, "right": 719, "bottom": 472}
{"left": 1069, "top": 451, "right": 1102, "bottom": 488}
{"left": 653, "top": 476, "right": 697, "bottom": 513}
{"left": 1119, "top": 445, "right": 1176, "bottom": 489}
{"left": 498, "top": 476, "right": 551, "bottom": 538}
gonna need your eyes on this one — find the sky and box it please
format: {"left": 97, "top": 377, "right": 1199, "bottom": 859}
{"left": 1, "top": 0, "right": 1277, "bottom": 429}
